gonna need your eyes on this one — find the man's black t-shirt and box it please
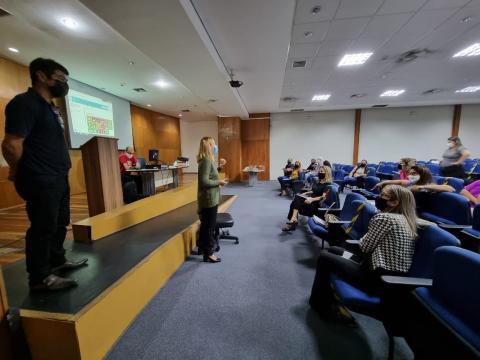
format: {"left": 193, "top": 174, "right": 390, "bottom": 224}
{"left": 5, "top": 88, "right": 71, "bottom": 180}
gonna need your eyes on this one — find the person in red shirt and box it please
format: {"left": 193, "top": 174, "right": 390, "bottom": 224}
{"left": 119, "top": 146, "right": 140, "bottom": 173}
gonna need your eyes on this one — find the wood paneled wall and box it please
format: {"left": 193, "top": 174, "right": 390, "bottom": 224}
{"left": 241, "top": 116, "right": 270, "bottom": 181}
{"left": 218, "top": 116, "right": 242, "bottom": 182}
{"left": 130, "top": 105, "right": 181, "bottom": 164}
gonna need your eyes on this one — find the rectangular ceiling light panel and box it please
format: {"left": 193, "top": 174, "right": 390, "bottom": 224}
{"left": 338, "top": 52, "right": 373, "bottom": 66}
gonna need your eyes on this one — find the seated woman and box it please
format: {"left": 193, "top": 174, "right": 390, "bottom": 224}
{"left": 282, "top": 165, "right": 333, "bottom": 231}
{"left": 375, "top": 166, "right": 454, "bottom": 193}
{"left": 278, "top": 158, "right": 294, "bottom": 190}
{"left": 460, "top": 179, "right": 480, "bottom": 206}
{"left": 344, "top": 159, "right": 368, "bottom": 188}
{"left": 398, "top": 158, "right": 416, "bottom": 180}
{"left": 309, "top": 185, "right": 418, "bottom": 321}
{"left": 279, "top": 160, "right": 301, "bottom": 196}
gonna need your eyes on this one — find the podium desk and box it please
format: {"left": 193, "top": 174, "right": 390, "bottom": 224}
{"left": 125, "top": 168, "right": 159, "bottom": 196}
{"left": 242, "top": 169, "right": 265, "bottom": 186}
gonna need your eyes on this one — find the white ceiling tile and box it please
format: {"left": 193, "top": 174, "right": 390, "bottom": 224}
{"left": 424, "top": 0, "right": 471, "bottom": 10}
{"left": 292, "top": 21, "right": 330, "bottom": 43}
{"left": 311, "top": 55, "right": 338, "bottom": 70}
{"left": 361, "top": 13, "right": 413, "bottom": 39}
{"left": 335, "top": 0, "right": 384, "bottom": 19}
{"left": 324, "top": 17, "right": 371, "bottom": 40}
{"left": 289, "top": 43, "right": 321, "bottom": 58}
{"left": 316, "top": 39, "right": 353, "bottom": 56}
{"left": 378, "top": 0, "right": 428, "bottom": 15}
{"left": 294, "top": 0, "right": 341, "bottom": 24}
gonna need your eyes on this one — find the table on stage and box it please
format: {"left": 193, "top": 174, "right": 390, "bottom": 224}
{"left": 126, "top": 164, "right": 188, "bottom": 196}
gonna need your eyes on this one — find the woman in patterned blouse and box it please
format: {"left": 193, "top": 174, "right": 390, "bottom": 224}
{"left": 309, "top": 185, "right": 418, "bottom": 323}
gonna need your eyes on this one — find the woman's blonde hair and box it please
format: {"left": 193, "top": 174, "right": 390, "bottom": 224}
{"left": 317, "top": 165, "right": 333, "bottom": 183}
{"left": 383, "top": 185, "right": 418, "bottom": 237}
{"left": 197, "top": 136, "right": 215, "bottom": 163}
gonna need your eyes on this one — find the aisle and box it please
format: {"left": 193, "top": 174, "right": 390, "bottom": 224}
{"left": 107, "top": 182, "right": 412, "bottom": 360}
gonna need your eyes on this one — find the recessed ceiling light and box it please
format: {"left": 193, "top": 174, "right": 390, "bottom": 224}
{"left": 312, "top": 94, "right": 331, "bottom": 101}
{"left": 178, "top": 113, "right": 182, "bottom": 117}
{"left": 8, "top": 47, "right": 19, "bottom": 53}
{"left": 461, "top": 16, "right": 472, "bottom": 23}
{"left": 304, "top": 31, "right": 313, "bottom": 38}
{"left": 311, "top": 6, "right": 322, "bottom": 15}
{"left": 455, "top": 86, "right": 480, "bottom": 93}
{"left": 128, "top": 60, "right": 135, "bottom": 65}
{"left": 380, "top": 89, "right": 405, "bottom": 97}
{"left": 453, "top": 43, "right": 480, "bottom": 57}
{"left": 146, "top": 104, "right": 151, "bottom": 107}
{"left": 61, "top": 17, "right": 78, "bottom": 29}
{"left": 338, "top": 52, "right": 373, "bottom": 66}
{"left": 154, "top": 80, "right": 170, "bottom": 88}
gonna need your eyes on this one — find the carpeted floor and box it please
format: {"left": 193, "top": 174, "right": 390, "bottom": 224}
{"left": 106, "top": 181, "right": 413, "bottom": 360}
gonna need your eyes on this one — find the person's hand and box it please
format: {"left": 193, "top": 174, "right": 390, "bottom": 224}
{"left": 373, "top": 182, "right": 384, "bottom": 189}
{"left": 410, "top": 185, "right": 423, "bottom": 192}
{"left": 219, "top": 179, "right": 228, "bottom": 186}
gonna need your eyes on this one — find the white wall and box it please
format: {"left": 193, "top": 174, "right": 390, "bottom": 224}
{"left": 459, "top": 105, "right": 480, "bottom": 158}
{"left": 180, "top": 119, "right": 218, "bottom": 173}
{"left": 358, "top": 106, "right": 453, "bottom": 163}
{"left": 270, "top": 111, "right": 355, "bottom": 179}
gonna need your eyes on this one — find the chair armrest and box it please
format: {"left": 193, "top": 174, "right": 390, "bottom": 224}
{"left": 461, "top": 229, "right": 480, "bottom": 240}
{"left": 438, "top": 224, "right": 471, "bottom": 230}
{"left": 345, "top": 240, "right": 360, "bottom": 245}
{"left": 381, "top": 275, "right": 432, "bottom": 287}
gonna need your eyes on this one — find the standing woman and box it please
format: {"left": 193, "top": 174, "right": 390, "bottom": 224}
{"left": 197, "top": 137, "right": 227, "bottom": 263}
{"left": 440, "top": 136, "right": 470, "bottom": 178}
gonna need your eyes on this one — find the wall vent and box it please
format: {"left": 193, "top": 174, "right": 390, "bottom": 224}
{"left": 290, "top": 108, "right": 304, "bottom": 112}
{"left": 372, "top": 104, "right": 388, "bottom": 108}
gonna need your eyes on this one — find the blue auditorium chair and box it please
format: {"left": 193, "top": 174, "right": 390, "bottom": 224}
{"left": 426, "top": 163, "right": 440, "bottom": 176}
{"left": 137, "top": 156, "right": 147, "bottom": 168}
{"left": 291, "top": 170, "right": 307, "bottom": 195}
{"left": 419, "top": 192, "right": 472, "bottom": 226}
{"left": 333, "top": 169, "right": 346, "bottom": 192}
{"left": 307, "top": 193, "right": 367, "bottom": 248}
{"left": 433, "top": 176, "right": 464, "bottom": 193}
{"left": 404, "top": 246, "right": 480, "bottom": 359}
{"left": 460, "top": 204, "right": 480, "bottom": 251}
{"left": 376, "top": 164, "right": 396, "bottom": 180}
{"left": 330, "top": 226, "right": 460, "bottom": 360}
{"left": 352, "top": 176, "right": 380, "bottom": 199}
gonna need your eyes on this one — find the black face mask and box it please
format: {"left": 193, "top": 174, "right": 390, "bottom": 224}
{"left": 48, "top": 80, "right": 69, "bottom": 98}
{"left": 360, "top": 163, "right": 366, "bottom": 167}
{"left": 375, "top": 197, "right": 389, "bottom": 211}
{"left": 317, "top": 173, "right": 325, "bottom": 180}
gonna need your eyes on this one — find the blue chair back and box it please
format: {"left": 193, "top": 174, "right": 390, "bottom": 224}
{"left": 428, "top": 246, "right": 480, "bottom": 350}
{"left": 297, "top": 170, "right": 306, "bottom": 181}
{"left": 433, "top": 175, "right": 445, "bottom": 184}
{"left": 348, "top": 200, "right": 377, "bottom": 239}
{"left": 324, "top": 184, "right": 340, "bottom": 209}
{"left": 333, "top": 169, "right": 346, "bottom": 181}
{"left": 342, "top": 165, "right": 354, "bottom": 173}
{"left": 444, "top": 177, "right": 464, "bottom": 193}
{"left": 473, "top": 204, "right": 480, "bottom": 231}
{"left": 408, "top": 225, "right": 460, "bottom": 278}
{"left": 426, "top": 163, "right": 440, "bottom": 175}
{"left": 340, "top": 193, "right": 366, "bottom": 222}
{"left": 364, "top": 176, "right": 381, "bottom": 194}
{"left": 137, "top": 157, "right": 147, "bottom": 168}
{"left": 377, "top": 164, "right": 395, "bottom": 174}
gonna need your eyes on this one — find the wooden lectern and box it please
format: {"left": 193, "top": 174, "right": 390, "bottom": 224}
{"left": 81, "top": 136, "right": 123, "bottom": 216}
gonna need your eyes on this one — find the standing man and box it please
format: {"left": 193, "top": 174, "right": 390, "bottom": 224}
{"left": 2, "top": 58, "right": 87, "bottom": 291}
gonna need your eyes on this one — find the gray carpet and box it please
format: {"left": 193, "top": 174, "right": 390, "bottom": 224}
{"left": 106, "top": 181, "right": 413, "bottom": 360}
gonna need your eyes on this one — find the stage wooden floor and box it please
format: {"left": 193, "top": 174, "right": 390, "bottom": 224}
{"left": 0, "top": 174, "right": 196, "bottom": 266}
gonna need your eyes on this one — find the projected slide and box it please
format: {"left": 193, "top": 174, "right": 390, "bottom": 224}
{"left": 67, "top": 89, "right": 114, "bottom": 137}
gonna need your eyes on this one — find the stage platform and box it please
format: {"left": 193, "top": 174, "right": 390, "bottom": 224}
{"left": 3, "top": 194, "right": 236, "bottom": 360}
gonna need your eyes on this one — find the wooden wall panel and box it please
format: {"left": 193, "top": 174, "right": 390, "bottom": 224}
{"left": 452, "top": 104, "right": 461, "bottom": 137}
{"left": 130, "top": 105, "right": 180, "bottom": 164}
{"left": 218, "top": 117, "right": 242, "bottom": 182}
{"left": 241, "top": 117, "right": 270, "bottom": 181}
{"left": 353, "top": 109, "right": 361, "bottom": 165}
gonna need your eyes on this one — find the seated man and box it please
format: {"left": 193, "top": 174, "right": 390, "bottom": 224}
{"left": 344, "top": 159, "right": 368, "bottom": 188}
{"left": 119, "top": 146, "right": 140, "bottom": 175}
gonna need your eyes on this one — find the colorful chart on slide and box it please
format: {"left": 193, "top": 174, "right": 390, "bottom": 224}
{"left": 67, "top": 89, "right": 115, "bottom": 137}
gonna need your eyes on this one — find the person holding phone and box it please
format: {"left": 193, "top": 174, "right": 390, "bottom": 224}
{"left": 196, "top": 137, "right": 227, "bottom": 263}
{"left": 282, "top": 165, "right": 333, "bottom": 231}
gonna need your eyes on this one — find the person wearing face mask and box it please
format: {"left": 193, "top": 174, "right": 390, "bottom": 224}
{"left": 440, "top": 136, "right": 470, "bottom": 178}
{"left": 119, "top": 146, "right": 140, "bottom": 173}
{"left": 279, "top": 160, "right": 302, "bottom": 196}
{"left": 2, "top": 58, "right": 87, "bottom": 291}
{"left": 282, "top": 165, "right": 333, "bottom": 231}
{"left": 344, "top": 159, "right": 368, "bottom": 189}
{"left": 398, "top": 158, "right": 416, "bottom": 180}
{"left": 375, "top": 166, "right": 454, "bottom": 193}
{"left": 196, "top": 137, "right": 227, "bottom": 263}
{"left": 309, "top": 185, "right": 418, "bottom": 322}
